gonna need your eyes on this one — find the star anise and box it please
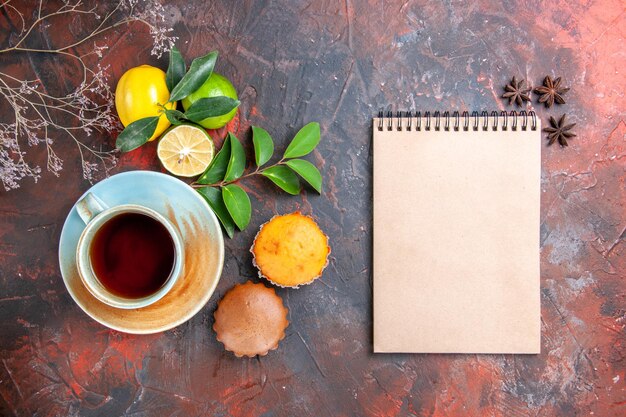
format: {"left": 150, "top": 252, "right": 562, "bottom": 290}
{"left": 534, "top": 76, "right": 569, "bottom": 108}
{"left": 502, "top": 76, "right": 531, "bottom": 107}
{"left": 543, "top": 114, "right": 576, "bottom": 147}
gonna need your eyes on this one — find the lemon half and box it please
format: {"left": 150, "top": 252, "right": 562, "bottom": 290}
{"left": 157, "top": 124, "right": 215, "bottom": 177}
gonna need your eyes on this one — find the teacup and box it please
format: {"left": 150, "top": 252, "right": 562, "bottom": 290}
{"left": 75, "top": 193, "right": 184, "bottom": 309}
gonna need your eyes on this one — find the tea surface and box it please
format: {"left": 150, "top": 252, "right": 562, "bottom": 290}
{"left": 90, "top": 212, "right": 175, "bottom": 298}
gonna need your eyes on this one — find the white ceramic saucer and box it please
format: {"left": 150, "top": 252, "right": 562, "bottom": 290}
{"left": 58, "top": 171, "right": 224, "bottom": 334}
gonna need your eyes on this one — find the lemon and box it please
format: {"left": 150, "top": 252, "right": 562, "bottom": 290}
{"left": 181, "top": 73, "right": 238, "bottom": 129}
{"left": 115, "top": 65, "right": 175, "bottom": 141}
{"left": 157, "top": 124, "right": 215, "bottom": 177}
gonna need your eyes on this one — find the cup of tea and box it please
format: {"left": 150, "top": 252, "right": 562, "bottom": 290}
{"left": 75, "top": 193, "right": 185, "bottom": 309}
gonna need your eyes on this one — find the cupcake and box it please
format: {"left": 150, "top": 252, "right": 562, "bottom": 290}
{"left": 213, "top": 281, "right": 288, "bottom": 357}
{"left": 251, "top": 212, "right": 330, "bottom": 288}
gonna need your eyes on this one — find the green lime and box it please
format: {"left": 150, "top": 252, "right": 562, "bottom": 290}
{"left": 181, "top": 72, "right": 238, "bottom": 129}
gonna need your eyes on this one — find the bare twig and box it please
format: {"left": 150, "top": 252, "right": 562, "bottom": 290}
{"left": 0, "top": 0, "right": 177, "bottom": 190}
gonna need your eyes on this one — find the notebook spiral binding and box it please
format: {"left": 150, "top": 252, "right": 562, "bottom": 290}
{"left": 377, "top": 110, "right": 537, "bottom": 132}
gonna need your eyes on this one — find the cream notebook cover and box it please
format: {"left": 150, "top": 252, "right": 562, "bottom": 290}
{"left": 373, "top": 111, "right": 541, "bottom": 354}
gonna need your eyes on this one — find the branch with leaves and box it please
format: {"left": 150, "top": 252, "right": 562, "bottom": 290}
{"left": 0, "top": 0, "right": 177, "bottom": 191}
{"left": 193, "top": 123, "right": 322, "bottom": 238}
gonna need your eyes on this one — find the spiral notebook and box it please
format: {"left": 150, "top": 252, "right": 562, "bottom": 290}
{"left": 373, "top": 111, "right": 541, "bottom": 354}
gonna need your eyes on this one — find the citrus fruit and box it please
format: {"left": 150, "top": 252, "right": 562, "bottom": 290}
{"left": 115, "top": 65, "right": 175, "bottom": 141}
{"left": 181, "top": 72, "right": 238, "bottom": 129}
{"left": 157, "top": 124, "right": 215, "bottom": 177}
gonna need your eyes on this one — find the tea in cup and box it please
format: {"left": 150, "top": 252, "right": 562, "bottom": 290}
{"left": 75, "top": 193, "right": 184, "bottom": 309}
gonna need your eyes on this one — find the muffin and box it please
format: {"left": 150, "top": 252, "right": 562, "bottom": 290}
{"left": 213, "top": 281, "right": 288, "bottom": 357}
{"left": 251, "top": 212, "right": 331, "bottom": 288}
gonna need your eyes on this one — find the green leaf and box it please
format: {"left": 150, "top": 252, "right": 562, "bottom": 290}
{"left": 262, "top": 165, "right": 301, "bottom": 195}
{"left": 168, "top": 51, "right": 218, "bottom": 102}
{"left": 164, "top": 108, "right": 186, "bottom": 125}
{"left": 252, "top": 126, "right": 274, "bottom": 166}
{"left": 197, "top": 187, "right": 235, "bottom": 238}
{"left": 115, "top": 116, "right": 159, "bottom": 152}
{"left": 222, "top": 184, "right": 251, "bottom": 231}
{"left": 283, "top": 122, "right": 320, "bottom": 158}
{"left": 223, "top": 133, "right": 245, "bottom": 181}
{"left": 165, "top": 46, "right": 186, "bottom": 92}
{"left": 285, "top": 159, "right": 322, "bottom": 193}
{"left": 196, "top": 136, "right": 231, "bottom": 184}
{"left": 184, "top": 97, "right": 240, "bottom": 123}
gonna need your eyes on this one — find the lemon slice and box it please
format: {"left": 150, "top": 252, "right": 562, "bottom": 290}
{"left": 157, "top": 124, "right": 215, "bottom": 177}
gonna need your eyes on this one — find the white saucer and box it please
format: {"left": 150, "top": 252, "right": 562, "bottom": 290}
{"left": 58, "top": 171, "right": 224, "bottom": 334}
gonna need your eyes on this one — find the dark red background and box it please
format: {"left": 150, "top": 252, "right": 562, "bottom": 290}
{"left": 1, "top": 1, "right": 624, "bottom": 416}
